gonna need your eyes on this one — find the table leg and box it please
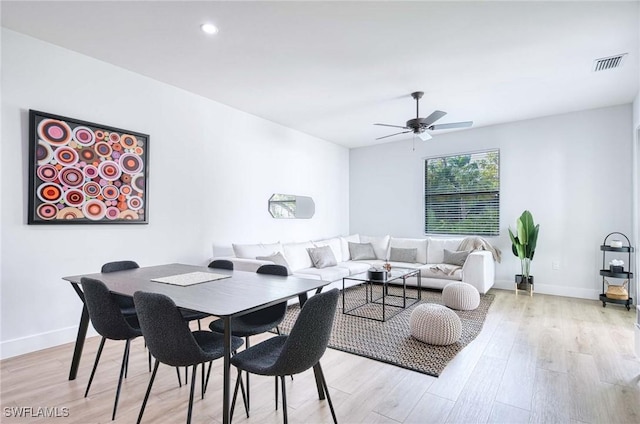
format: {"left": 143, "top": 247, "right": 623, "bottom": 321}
{"left": 223, "top": 317, "right": 231, "bottom": 424}
{"left": 68, "top": 305, "right": 89, "bottom": 380}
{"left": 298, "top": 292, "right": 309, "bottom": 307}
{"left": 68, "top": 282, "right": 88, "bottom": 381}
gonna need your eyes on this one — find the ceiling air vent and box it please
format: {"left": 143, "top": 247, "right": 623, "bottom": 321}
{"left": 593, "top": 53, "right": 627, "bottom": 72}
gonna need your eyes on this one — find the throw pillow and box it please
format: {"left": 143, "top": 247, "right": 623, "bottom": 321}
{"left": 389, "top": 247, "right": 418, "bottom": 263}
{"left": 348, "top": 242, "right": 376, "bottom": 260}
{"left": 306, "top": 246, "right": 338, "bottom": 269}
{"left": 443, "top": 249, "right": 471, "bottom": 267}
{"left": 255, "top": 252, "right": 292, "bottom": 275}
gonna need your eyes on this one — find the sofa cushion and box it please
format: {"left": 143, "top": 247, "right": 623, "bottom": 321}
{"left": 233, "top": 242, "right": 283, "bottom": 259}
{"left": 389, "top": 237, "right": 428, "bottom": 264}
{"left": 426, "top": 238, "right": 464, "bottom": 264}
{"left": 336, "top": 261, "right": 371, "bottom": 275}
{"left": 307, "top": 246, "right": 338, "bottom": 269}
{"left": 282, "top": 241, "right": 314, "bottom": 271}
{"left": 389, "top": 247, "right": 418, "bottom": 263}
{"left": 294, "top": 266, "right": 349, "bottom": 282}
{"left": 313, "top": 237, "right": 342, "bottom": 263}
{"left": 360, "top": 235, "right": 390, "bottom": 260}
{"left": 255, "top": 252, "right": 292, "bottom": 275}
{"left": 339, "top": 234, "right": 360, "bottom": 261}
{"left": 349, "top": 242, "right": 376, "bottom": 260}
{"left": 420, "top": 264, "right": 463, "bottom": 281}
{"left": 443, "top": 249, "right": 471, "bottom": 267}
{"left": 385, "top": 261, "right": 421, "bottom": 270}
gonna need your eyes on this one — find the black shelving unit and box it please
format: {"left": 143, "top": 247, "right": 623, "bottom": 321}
{"left": 599, "top": 232, "right": 634, "bottom": 311}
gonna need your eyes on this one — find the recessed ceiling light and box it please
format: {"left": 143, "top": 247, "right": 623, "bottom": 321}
{"left": 201, "top": 23, "right": 218, "bottom": 35}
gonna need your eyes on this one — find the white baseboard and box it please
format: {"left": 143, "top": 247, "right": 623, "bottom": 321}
{"left": 0, "top": 325, "right": 97, "bottom": 360}
{"left": 492, "top": 279, "right": 601, "bottom": 300}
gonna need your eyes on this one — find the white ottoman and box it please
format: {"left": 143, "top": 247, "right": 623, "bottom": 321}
{"left": 410, "top": 304, "right": 461, "bottom": 346}
{"left": 443, "top": 282, "right": 480, "bottom": 311}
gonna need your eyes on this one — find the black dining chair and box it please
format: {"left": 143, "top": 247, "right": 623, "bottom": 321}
{"left": 102, "top": 260, "right": 210, "bottom": 382}
{"left": 81, "top": 277, "right": 143, "bottom": 421}
{"left": 208, "top": 264, "right": 289, "bottom": 410}
{"left": 208, "top": 259, "right": 234, "bottom": 270}
{"left": 133, "top": 291, "right": 245, "bottom": 424}
{"left": 230, "top": 288, "right": 339, "bottom": 424}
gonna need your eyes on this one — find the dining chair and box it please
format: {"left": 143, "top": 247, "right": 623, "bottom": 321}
{"left": 133, "top": 291, "right": 245, "bottom": 424}
{"left": 208, "top": 264, "right": 289, "bottom": 411}
{"left": 230, "top": 288, "right": 339, "bottom": 424}
{"left": 81, "top": 277, "right": 143, "bottom": 421}
{"left": 208, "top": 259, "right": 234, "bottom": 270}
{"left": 101, "top": 260, "right": 209, "bottom": 381}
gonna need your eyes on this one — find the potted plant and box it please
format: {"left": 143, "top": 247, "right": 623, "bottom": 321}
{"left": 508, "top": 210, "right": 539, "bottom": 292}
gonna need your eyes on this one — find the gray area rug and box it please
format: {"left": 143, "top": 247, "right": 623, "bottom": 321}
{"left": 278, "top": 285, "right": 495, "bottom": 377}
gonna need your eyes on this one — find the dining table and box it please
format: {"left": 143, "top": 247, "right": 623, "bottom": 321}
{"left": 63, "top": 263, "right": 330, "bottom": 424}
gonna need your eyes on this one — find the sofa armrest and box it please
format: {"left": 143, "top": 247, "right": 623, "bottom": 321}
{"left": 461, "top": 250, "right": 495, "bottom": 294}
{"left": 213, "top": 257, "right": 273, "bottom": 272}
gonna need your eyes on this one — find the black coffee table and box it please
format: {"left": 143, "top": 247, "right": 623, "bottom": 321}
{"left": 342, "top": 267, "right": 421, "bottom": 322}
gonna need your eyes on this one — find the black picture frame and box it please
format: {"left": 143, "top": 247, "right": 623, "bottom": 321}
{"left": 28, "top": 110, "right": 149, "bottom": 224}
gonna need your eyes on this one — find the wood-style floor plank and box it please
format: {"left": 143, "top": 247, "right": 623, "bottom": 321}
{"left": 2, "top": 289, "right": 640, "bottom": 424}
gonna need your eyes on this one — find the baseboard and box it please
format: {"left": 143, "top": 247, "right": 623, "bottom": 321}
{"left": 0, "top": 325, "right": 97, "bottom": 360}
{"left": 492, "top": 279, "right": 601, "bottom": 300}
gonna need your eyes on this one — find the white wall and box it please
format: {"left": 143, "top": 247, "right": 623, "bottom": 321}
{"left": 0, "top": 30, "right": 349, "bottom": 359}
{"left": 350, "top": 105, "right": 634, "bottom": 299}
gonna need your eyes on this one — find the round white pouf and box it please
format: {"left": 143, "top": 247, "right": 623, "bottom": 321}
{"left": 410, "top": 304, "right": 461, "bottom": 346}
{"left": 442, "top": 282, "right": 480, "bottom": 311}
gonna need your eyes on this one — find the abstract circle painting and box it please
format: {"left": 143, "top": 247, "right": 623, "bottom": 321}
{"left": 28, "top": 110, "right": 149, "bottom": 224}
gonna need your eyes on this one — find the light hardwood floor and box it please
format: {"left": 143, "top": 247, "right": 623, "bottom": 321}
{"left": 2, "top": 289, "right": 640, "bottom": 423}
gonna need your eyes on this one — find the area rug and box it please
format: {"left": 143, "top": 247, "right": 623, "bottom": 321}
{"left": 278, "top": 285, "right": 494, "bottom": 377}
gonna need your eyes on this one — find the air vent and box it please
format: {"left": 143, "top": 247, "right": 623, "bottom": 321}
{"left": 593, "top": 53, "right": 627, "bottom": 72}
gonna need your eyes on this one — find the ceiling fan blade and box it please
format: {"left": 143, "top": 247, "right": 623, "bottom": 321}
{"left": 374, "top": 123, "right": 409, "bottom": 129}
{"left": 375, "top": 130, "right": 412, "bottom": 140}
{"left": 428, "top": 121, "right": 473, "bottom": 130}
{"left": 418, "top": 132, "right": 432, "bottom": 141}
{"left": 420, "top": 110, "right": 447, "bottom": 127}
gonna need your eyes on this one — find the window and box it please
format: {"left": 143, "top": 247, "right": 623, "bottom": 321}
{"left": 424, "top": 150, "right": 499, "bottom": 236}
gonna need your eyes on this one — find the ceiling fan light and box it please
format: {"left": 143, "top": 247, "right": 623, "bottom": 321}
{"left": 418, "top": 132, "right": 432, "bottom": 141}
{"left": 200, "top": 23, "right": 219, "bottom": 35}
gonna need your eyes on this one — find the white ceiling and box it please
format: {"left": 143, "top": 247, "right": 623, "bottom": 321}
{"left": 2, "top": 1, "right": 639, "bottom": 148}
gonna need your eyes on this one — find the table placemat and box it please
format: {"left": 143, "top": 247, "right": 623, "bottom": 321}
{"left": 151, "top": 271, "right": 230, "bottom": 286}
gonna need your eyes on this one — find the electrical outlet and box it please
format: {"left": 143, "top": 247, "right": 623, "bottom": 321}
{"left": 552, "top": 261, "right": 560, "bottom": 270}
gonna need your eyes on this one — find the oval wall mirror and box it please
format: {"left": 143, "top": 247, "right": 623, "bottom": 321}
{"left": 268, "top": 194, "right": 315, "bottom": 219}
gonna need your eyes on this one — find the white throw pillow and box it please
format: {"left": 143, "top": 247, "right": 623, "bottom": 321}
{"left": 313, "top": 237, "right": 343, "bottom": 263}
{"left": 232, "top": 242, "right": 283, "bottom": 259}
{"left": 255, "top": 252, "right": 293, "bottom": 275}
{"left": 360, "top": 235, "right": 390, "bottom": 260}
{"left": 282, "top": 241, "right": 315, "bottom": 271}
{"left": 389, "top": 237, "right": 428, "bottom": 264}
{"left": 339, "top": 234, "right": 360, "bottom": 261}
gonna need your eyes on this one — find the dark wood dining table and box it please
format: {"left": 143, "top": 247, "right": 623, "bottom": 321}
{"left": 63, "top": 263, "right": 330, "bottom": 424}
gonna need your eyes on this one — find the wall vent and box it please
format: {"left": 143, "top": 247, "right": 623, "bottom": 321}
{"left": 593, "top": 53, "right": 627, "bottom": 72}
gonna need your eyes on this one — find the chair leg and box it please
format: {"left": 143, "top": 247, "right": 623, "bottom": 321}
{"left": 245, "top": 337, "right": 251, "bottom": 412}
{"left": 230, "top": 369, "right": 242, "bottom": 422}
{"left": 317, "top": 362, "right": 338, "bottom": 424}
{"left": 137, "top": 359, "right": 160, "bottom": 424}
{"left": 204, "top": 361, "right": 212, "bottom": 394}
{"left": 148, "top": 350, "right": 151, "bottom": 373}
{"left": 112, "top": 339, "right": 131, "bottom": 420}
{"left": 85, "top": 337, "right": 106, "bottom": 397}
{"left": 275, "top": 376, "right": 278, "bottom": 410}
{"left": 239, "top": 374, "right": 249, "bottom": 418}
{"left": 186, "top": 364, "right": 197, "bottom": 424}
{"left": 197, "top": 319, "right": 202, "bottom": 331}
{"left": 280, "top": 375, "right": 288, "bottom": 424}
{"left": 201, "top": 361, "right": 206, "bottom": 400}
{"left": 176, "top": 367, "right": 182, "bottom": 387}
{"left": 124, "top": 340, "right": 131, "bottom": 379}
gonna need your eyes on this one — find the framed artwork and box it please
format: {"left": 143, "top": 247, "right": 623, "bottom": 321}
{"left": 28, "top": 110, "right": 149, "bottom": 224}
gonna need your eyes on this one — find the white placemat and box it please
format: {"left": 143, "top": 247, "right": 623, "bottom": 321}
{"left": 151, "top": 271, "right": 230, "bottom": 286}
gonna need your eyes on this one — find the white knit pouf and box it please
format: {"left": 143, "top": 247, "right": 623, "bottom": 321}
{"left": 442, "top": 282, "right": 480, "bottom": 311}
{"left": 410, "top": 304, "right": 461, "bottom": 346}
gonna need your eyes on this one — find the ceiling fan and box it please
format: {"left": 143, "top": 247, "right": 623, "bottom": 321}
{"left": 374, "top": 91, "right": 473, "bottom": 141}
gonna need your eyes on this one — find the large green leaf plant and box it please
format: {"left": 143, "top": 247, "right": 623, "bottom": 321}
{"left": 508, "top": 210, "right": 539, "bottom": 279}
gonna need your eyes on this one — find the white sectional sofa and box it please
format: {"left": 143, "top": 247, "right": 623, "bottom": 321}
{"left": 213, "top": 235, "right": 496, "bottom": 295}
